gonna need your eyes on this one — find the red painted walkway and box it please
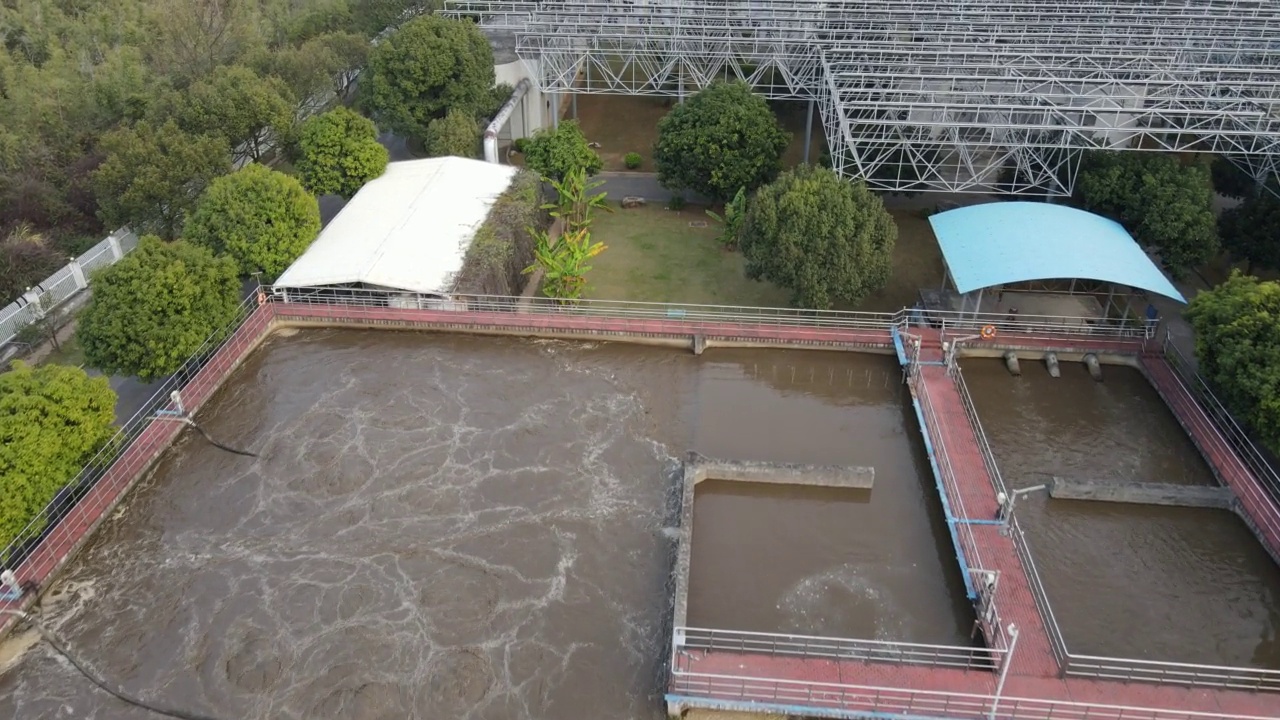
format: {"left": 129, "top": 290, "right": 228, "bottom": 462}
{"left": 1141, "top": 355, "right": 1280, "bottom": 561}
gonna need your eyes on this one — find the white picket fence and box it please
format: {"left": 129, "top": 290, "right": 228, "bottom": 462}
{"left": 0, "top": 228, "right": 139, "bottom": 347}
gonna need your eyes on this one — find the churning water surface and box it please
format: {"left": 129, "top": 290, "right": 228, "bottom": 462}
{"left": 962, "top": 359, "right": 1280, "bottom": 668}
{"left": 0, "top": 331, "right": 969, "bottom": 719}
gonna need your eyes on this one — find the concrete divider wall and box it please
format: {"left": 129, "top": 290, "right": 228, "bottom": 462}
{"left": 670, "top": 453, "right": 875, "bottom": 642}
{"left": 1049, "top": 477, "right": 1236, "bottom": 510}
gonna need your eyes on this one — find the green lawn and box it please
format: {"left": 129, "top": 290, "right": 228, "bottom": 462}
{"left": 585, "top": 203, "right": 792, "bottom": 307}
{"left": 584, "top": 202, "right": 944, "bottom": 313}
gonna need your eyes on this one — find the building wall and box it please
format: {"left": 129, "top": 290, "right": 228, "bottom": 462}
{"left": 494, "top": 60, "right": 546, "bottom": 141}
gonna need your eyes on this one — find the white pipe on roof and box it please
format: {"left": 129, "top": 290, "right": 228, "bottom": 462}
{"left": 484, "top": 79, "right": 532, "bottom": 164}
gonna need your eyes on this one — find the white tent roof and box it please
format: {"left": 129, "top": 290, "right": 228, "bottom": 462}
{"left": 275, "top": 156, "right": 520, "bottom": 295}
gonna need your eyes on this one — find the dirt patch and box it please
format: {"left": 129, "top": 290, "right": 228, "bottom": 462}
{"left": 572, "top": 95, "right": 674, "bottom": 171}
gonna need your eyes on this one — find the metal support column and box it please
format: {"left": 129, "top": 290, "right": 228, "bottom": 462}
{"left": 572, "top": 93, "right": 578, "bottom": 120}
{"left": 804, "top": 99, "right": 815, "bottom": 164}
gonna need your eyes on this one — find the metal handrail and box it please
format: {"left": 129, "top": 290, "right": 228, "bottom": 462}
{"left": 668, "top": 669, "right": 1280, "bottom": 720}
{"left": 0, "top": 295, "right": 265, "bottom": 571}
{"left": 1008, "top": 517, "right": 1071, "bottom": 671}
{"left": 1149, "top": 335, "right": 1280, "bottom": 552}
{"left": 677, "top": 626, "right": 1002, "bottom": 671}
{"left": 928, "top": 308, "right": 1151, "bottom": 340}
{"left": 275, "top": 286, "right": 907, "bottom": 329}
{"left": 952, "top": 365, "right": 1010, "bottom": 499}
{"left": 1063, "top": 653, "right": 1280, "bottom": 692}
{"left": 1159, "top": 332, "right": 1280, "bottom": 500}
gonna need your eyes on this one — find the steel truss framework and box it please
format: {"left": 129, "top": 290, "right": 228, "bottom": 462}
{"left": 445, "top": 0, "right": 1280, "bottom": 195}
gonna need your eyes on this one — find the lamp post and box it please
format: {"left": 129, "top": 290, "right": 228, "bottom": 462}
{"left": 995, "top": 483, "right": 1049, "bottom": 535}
{"left": 989, "top": 623, "right": 1019, "bottom": 720}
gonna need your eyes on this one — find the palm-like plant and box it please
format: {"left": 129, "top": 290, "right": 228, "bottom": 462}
{"left": 706, "top": 186, "right": 747, "bottom": 250}
{"left": 543, "top": 167, "right": 613, "bottom": 233}
{"left": 523, "top": 226, "right": 607, "bottom": 302}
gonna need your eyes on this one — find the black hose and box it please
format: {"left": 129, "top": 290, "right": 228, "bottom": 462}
{"left": 24, "top": 616, "right": 223, "bottom": 720}
{"left": 188, "top": 423, "right": 258, "bottom": 458}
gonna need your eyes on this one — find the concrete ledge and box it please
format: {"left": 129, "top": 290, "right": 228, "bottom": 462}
{"left": 1049, "top": 476, "right": 1235, "bottom": 510}
{"left": 669, "top": 452, "right": 874, "bottom": 643}
{"left": 274, "top": 316, "right": 890, "bottom": 354}
{"left": 687, "top": 453, "right": 874, "bottom": 490}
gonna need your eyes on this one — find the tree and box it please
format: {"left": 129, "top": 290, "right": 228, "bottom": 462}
{"left": 0, "top": 361, "right": 116, "bottom": 550}
{"left": 653, "top": 81, "right": 791, "bottom": 202}
{"left": 148, "top": 0, "right": 262, "bottom": 82}
{"left": 296, "top": 107, "right": 389, "bottom": 199}
{"left": 77, "top": 237, "right": 241, "bottom": 381}
{"left": 739, "top": 165, "right": 896, "bottom": 309}
{"left": 1076, "top": 151, "right": 1218, "bottom": 278}
{"left": 92, "top": 120, "right": 232, "bottom": 239}
{"left": 349, "top": 0, "right": 441, "bottom": 37}
{"left": 1211, "top": 156, "right": 1258, "bottom": 200}
{"left": 175, "top": 65, "right": 295, "bottom": 162}
{"left": 361, "top": 15, "right": 495, "bottom": 140}
{"left": 1186, "top": 272, "right": 1280, "bottom": 453}
{"left": 1219, "top": 193, "right": 1280, "bottom": 274}
{"left": 184, "top": 164, "right": 321, "bottom": 279}
{"left": 522, "top": 120, "right": 602, "bottom": 181}
{"left": 0, "top": 224, "right": 62, "bottom": 303}
{"left": 256, "top": 42, "right": 342, "bottom": 115}
{"left": 425, "top": 109, "right": 481, "bottom": 158}
{"left": 313, "top": 31, "right": 369, "bottom": 99}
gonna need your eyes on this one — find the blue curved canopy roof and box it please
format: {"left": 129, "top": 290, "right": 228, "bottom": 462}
{"left": 927, "top": 202, "right": 1186, "bottom": 304}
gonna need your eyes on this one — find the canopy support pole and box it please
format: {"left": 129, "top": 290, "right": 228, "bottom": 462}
{"left": 973, "top": 287, "right": 985, "bottom": 320}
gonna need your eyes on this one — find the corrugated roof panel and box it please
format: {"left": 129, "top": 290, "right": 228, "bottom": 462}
{"left": 927, "top": 202, "right": 1186, "bottom": 304}
{"left": 275, "top": 157, "right": 520, "bottom": 295}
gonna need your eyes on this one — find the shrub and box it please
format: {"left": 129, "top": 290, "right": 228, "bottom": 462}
{"left": 512, "top": 137, "right": 530, "bottom": 153}
{"left": 653, "top": 81, "right": 790, "bottom": 201}
{"left": 522, "top": 120, "right": 602, "bottom": 180}
{"left": 624, "top": 152, "right": 643, "bottom": 170}
{"left": 667, "top": 195, "right": 687, "bottom": 211}
{"left": 740, "top": 165, "right": 896, "bottom": 309}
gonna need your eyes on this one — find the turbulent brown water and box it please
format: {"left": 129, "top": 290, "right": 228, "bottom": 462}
{"left": 0, "top": 332, "right": 969, "bottom": 719}
{"left": 684, "top": 356, "right": 972, "bottom": 644}
{"left": 963, "top": 359, "right": 1280, "bottom": 668}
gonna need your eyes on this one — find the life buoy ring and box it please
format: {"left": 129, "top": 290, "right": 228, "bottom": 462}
{"left": 256, "top": 290, "right": 267, "bottom": 307}
{"left": 980, "top": 324, "right": 997, "bottom": 340}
